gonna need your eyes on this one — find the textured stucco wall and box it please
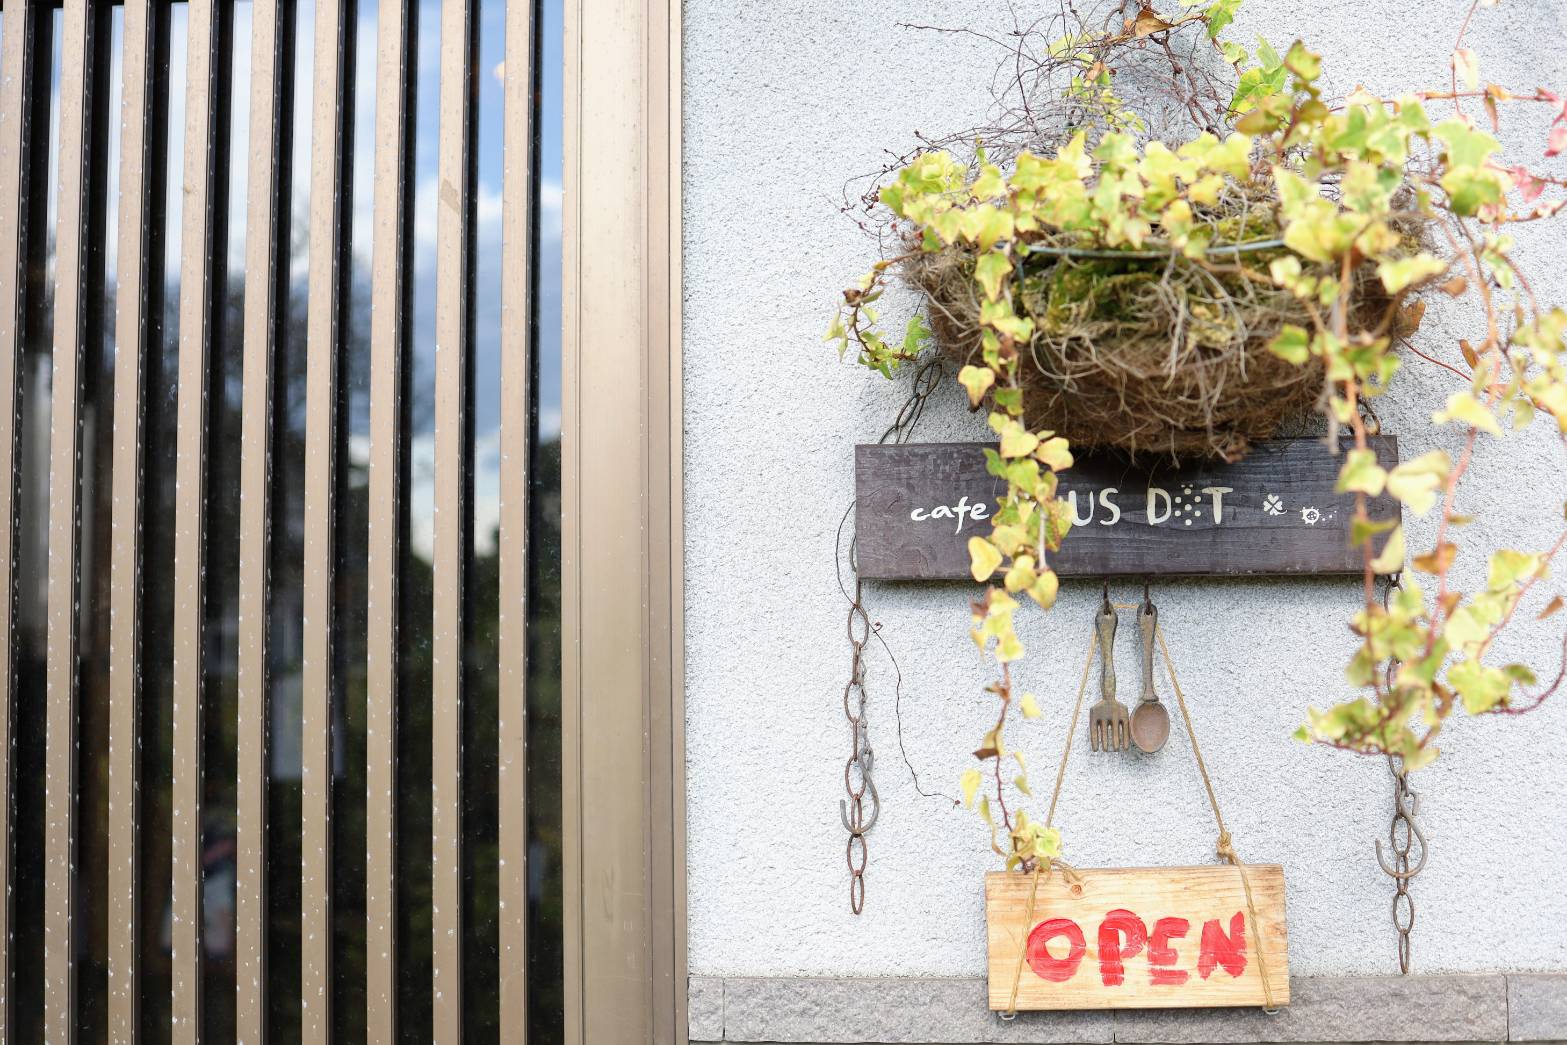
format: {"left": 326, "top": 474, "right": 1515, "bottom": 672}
{"left": 682, "top": 0, "right": 1567, "bottom": 980}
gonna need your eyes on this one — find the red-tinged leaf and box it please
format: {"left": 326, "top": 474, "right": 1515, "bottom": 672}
{"left": 1131, "top": 4, "right": 1173, "bottom": 37}
{"left": 1484, "top": 94, "right": 1500, "bottom": 132}
{"left": 1440, "top": 275, "right": 1469, "bottom": 297}
{"left": 1548, "top": 123, "right": 1567, "bottom": 158}
{"left": 1540, "top": 595, "right": 1565, "bottom": 621}
{"left": 1414, "top": 542, "right": 1458, "bottom": 574}
{"left": 1511, "top": 166, "right": 1545, "bottom": 203}
{"left": 1459, "top": 339, "right": 1479, "bottom": 368}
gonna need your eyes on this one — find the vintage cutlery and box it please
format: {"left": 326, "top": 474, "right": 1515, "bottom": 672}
{"left": 1090, "top": 604, "right": 1130, "bottom": 752}
{"left": 1131, "top": 600, "right": 1171, "bottom": 754}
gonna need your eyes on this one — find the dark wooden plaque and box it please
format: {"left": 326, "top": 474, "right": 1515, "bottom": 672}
{"left": 854, "top": 437, "right": 1400, "bottom": 580}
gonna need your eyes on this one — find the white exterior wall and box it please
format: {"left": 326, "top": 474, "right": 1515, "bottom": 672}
{"left": 682, "top": 0, "right": 1567, "bottom": 980}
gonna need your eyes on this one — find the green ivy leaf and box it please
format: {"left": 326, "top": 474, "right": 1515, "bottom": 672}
{"left": 960, "top": 768, "right": 983, "bottom": 808}
{"left": 1030, "top": 569, "right": 1060, "bottom": 609}
{"left": 1449, "top": 657, "right": 1510, "bottom": 714}
{"left": 1370, "top": 526, "right": 1406, "bottom": 572}
{"left": 974, "top": 252, "right": 1013, "bottom": 302}
{"left": 1488, "top": 549, "right": 1544, "bottom": 591}
{"left": 1433, "top": 390, "right": 1503, "bottom": 435}
{"left": 1378, "top": 255, "right": 1448, "bottom": 294}
{"left": 958, "top": 364, "right": 995, "bottom": 407}
{"left": 1268, "top": 324, "right": 1311, "bottom": 364}
{"left": 969, "top": 537, "right": 1003, "bottom": 583}
{"left": 1434, "top": 119, "right": 1501, "bottom": 169}
{"left": 963, "top": 206, "right": 1015, "bottom": 251}
{"left": 1284, "top": 40, "right": 1322, "bottom": 84}
{"left": 1336, "top": 448, "right": 1388, "bottom": 496}
{"left": 1000, "top": 426, "right": 1040, "bottom": 459}
{"left": 1034, "top": 436, "right": 1073, "bottom": 471}
{"left": 1386, "top": 451, "right": 1451, "bottom": 515}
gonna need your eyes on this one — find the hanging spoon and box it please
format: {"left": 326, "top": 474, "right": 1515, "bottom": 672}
{"left": 1131, "top": 597, "right": 1170, "bottom": 754}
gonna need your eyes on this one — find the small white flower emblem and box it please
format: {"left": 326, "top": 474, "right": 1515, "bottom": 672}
{"left": 1300, "top": 506, "right": 1322, "bottom": 526}
{"left": 1262, "top": 494, "right": 1285, "bottom": 516}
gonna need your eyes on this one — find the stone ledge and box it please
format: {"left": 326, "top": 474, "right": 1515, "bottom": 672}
{"left": 690, "top": 973, "right": 1567, "bottom": 1043}
{"left": 1511, "top": 975, "right": 1567, "bottom": 1042}
{"left": 720, "top": 976, "right": 1113, "bottom": 1043}
{"left": 691, "top": 976, "right": 725, "bottom": 1042}
{"left": 1113, "top": 974, "right": 1505, "bottom": 1043}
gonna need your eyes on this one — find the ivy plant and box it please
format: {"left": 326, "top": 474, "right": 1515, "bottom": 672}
{"left": 829, "top": 0, "right": 1567, "bottom": 871}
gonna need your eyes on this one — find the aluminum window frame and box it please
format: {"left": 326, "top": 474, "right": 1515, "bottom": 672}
{"left": 560, "top": 0, "right": 685, "bottom": 1041}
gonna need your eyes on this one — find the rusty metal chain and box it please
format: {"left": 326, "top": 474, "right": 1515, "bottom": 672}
{"left": 1375, "top": 574, "right": 1428, "bottom": 973}
{"left": 836, "top": 358, "right": 944, "bottom": 915}
{"left": 841, "top": 574, "right": 879, "bottom": 915}
{"left": 1377, "top": 754, "right": 1426, "bottom": 973}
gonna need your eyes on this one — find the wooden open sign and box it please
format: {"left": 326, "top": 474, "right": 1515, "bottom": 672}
{"left": 985, "top": 866, "right": 1290, "bottom": 1011}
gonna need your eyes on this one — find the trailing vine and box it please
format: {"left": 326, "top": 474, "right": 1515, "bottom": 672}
{"left": 827, "top": 0, "right": 1567, "bottom": 871}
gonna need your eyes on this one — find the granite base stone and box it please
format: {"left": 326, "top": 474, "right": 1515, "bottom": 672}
{"left": 688, "top": 973, "right": 1566, "bottom": 1043}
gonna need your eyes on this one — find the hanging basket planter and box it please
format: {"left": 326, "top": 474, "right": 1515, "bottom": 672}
{"left": 902, "top": 196, "right": 1427, "bottom": 461}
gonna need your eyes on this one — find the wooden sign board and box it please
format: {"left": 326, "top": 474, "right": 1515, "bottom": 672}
{"left": 855, "top": 437, "right": 1399, "bottom": 580}
{"left": 985, "top": 866, "right": 1290, "bottom": 1011}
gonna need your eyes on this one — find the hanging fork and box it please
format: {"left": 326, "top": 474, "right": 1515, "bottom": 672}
{"left": 1089, "top": 588, "right": 1130, "bottom": 752}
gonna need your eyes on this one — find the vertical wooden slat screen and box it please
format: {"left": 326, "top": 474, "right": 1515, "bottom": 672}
{"left": 497, "top": 0, "right": 534, "bottom": 1032}
{"left": 0, "top": 0, "right": 36, "bottom": 1038}
{"left": 433, "top": 0, "right": 472, "bottom": 1035}
{"left": 172, "top": 0, "right": 223, "bottom": 1036}
{"left": 367, "top": 0, "right": 412, "bottom": 1034}
{"left": 302, "top": 0, "right": 351, "bottom": 1031}
{"left": 44, "top": 0, "right": 96, "bottom": 1036}
{"left": 237, "top": 0, "right": 289, "bottom": 1034}
{"left": 108, "top": 0, "right": 158, "bottom": 1033}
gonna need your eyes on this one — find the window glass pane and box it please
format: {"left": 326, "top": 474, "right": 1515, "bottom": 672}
{"left": 528, "top": 0, "right": 565, "bottom": 1035}
{"left": 463, "top": 0, "right": 505, "bottom": 1033}
{"left": 397, "top": 0, "right": 441, "bottom": 1035}
{"left": 267, "top": 0, "right": 315, "bottom": 1033}
{"left": 196, "top": 4, "right": 249, "bottom": 1036}
{"left": 75, "top": 5, "right": 126, "bottom": 1037}
{"left": 11, "top": 10, "right": 62, "bottom": 1040}
{"left": 332, "top": 0, "right": 377, "bottom": 1036}
{"left": 138, "top": 4, "right": 186, "bottom": 1039}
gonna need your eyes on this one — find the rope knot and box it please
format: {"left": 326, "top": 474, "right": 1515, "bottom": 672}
{"left": 1215, "top": 829, "right": 1236, "bottom": 865}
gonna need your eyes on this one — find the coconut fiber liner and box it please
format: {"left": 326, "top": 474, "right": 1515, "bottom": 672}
{"left": 904, "top": 210, "right": 1426, "bottom": 461}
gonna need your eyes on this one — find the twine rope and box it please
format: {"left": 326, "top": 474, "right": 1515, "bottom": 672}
{"left": 1156, "top": 623, "right": 1278, "bottom": 1014}
{"left": 1002, "top": 627, "right": 1099, "bottom": 1019}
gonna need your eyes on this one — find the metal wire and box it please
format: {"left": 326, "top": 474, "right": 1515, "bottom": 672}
{"left": 839, "top": 358, "right": 944, "bottom": 914}
{"left": 1017, "top": 237, "right": 1287, "bottom": 261}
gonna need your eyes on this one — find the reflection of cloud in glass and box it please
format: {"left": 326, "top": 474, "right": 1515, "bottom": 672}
{"left": 351, "top": 428, "right": 505, "bottom": 559}
{"left": 397, "top": 172, "right": 562, "bottom": 559}
{"left": 150, "top": 0, "right": 563, "bottom": 569}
